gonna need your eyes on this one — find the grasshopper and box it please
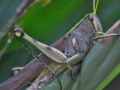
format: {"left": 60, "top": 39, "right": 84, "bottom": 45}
{"left": 13, "top": 0, "right": 120, "bottom": 90}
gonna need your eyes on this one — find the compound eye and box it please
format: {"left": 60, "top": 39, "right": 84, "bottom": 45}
{"left": 88, "top": 14, "right": 94, "bottom": 21}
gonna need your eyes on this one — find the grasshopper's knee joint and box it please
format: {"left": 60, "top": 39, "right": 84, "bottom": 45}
{"left": 14, "top": 28, "right": 24, "bottom": 38}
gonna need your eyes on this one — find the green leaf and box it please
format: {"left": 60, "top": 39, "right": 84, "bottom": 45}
{"left": 97, "top": 64, "right": 120, "bottom": 90}
{"left": 0, "top": 0, "right": 120, "bottom": 90}
{"left": 79, "top": 26, "right": 120, "bottom": 90}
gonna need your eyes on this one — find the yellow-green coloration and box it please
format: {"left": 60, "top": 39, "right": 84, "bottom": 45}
{"left": 14, "top": 31, "right": 22, "bottom": 37}
{"left": 93, "top": 0, "right": 99, "bottom": 15}
{"left": 13, "top": 0, "right": 120, "bottom": 90}
{"left": 14, "top": 28, "right": 67, "bottom": 64}
{"left": 72, "top": 37, "right": 79, "bottom": 51}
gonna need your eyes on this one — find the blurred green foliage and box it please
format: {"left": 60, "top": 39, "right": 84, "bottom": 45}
{"left": 0, "top": 0, "right": 120, "bottom": 90}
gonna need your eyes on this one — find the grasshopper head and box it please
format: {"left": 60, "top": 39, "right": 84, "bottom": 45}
{"left": 87, "top": 13, "right": 102, "bottom": 33}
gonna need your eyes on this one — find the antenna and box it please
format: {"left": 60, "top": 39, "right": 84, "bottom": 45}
{"left": 93, "top": 0, "right": 99, "bottom": 15}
